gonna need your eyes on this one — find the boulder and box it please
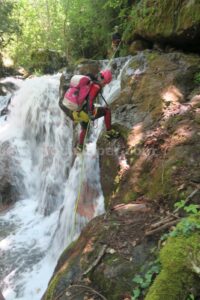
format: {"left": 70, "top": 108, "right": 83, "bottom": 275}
{"left": 42, "top": 208, "right": 158, "bottom": 300}
{"left": 30, "top": 49, "right": 67, "bottom": 74}
{"left": 0, "top": 81, "right": 18, "bottom": 96}
{"left": 0, "top": 141, "right": 26, "bottom": 210}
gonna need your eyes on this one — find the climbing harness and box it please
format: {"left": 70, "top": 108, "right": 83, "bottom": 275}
{"left": 72, "top": 110, "right": 90, "bottom": 123}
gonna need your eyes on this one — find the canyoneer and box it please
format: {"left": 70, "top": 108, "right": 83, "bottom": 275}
{"left": 59, "top": 69, "right": 119, "bottom": 152}
{"left": 111, "top": 26, "right": 121, "bottom": 57}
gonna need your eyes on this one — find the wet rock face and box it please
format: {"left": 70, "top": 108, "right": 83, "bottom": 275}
{"left": 42, "top": 209, "right": 158, "bottom": 300}
{"left": 127, "top": 0, "right": 200, "bottom": 52}
{"left": 0, "top": 81, "right": 18, "bottom": 119}
{"left": 0, "top": 141, "right": 26, "bottom": 209}
{"left": 98, "top": 50, "right": 200, "bottom": 209}
{"left": 44, "top": 50, "right": 200, "bottom": 300}
{"left": 0, "top": 81, "right": 18, "bottom": 97}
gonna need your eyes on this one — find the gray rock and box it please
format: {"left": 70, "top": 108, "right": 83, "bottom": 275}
{"left": 0, "top": 141, "right": 26, "bottom": 208}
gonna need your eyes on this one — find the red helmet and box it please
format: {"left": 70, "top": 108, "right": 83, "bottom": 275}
{"left": 100, "top": 69, "right": 112, "bottom": 84}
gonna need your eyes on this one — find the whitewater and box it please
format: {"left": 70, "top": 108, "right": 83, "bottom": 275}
{"left": 0, "top": 57, "right": 135, "bottom": 300}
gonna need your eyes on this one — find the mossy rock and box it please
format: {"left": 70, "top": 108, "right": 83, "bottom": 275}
{"left": 74, "top": 59, "right": 100, "bottom": 76}
{"left": 125, "top": 0, "right": 200, "bottom": 51}
{"left": 145, "top": 215, "right": 200, "bottom": 300}
{"left": 30, "top": 48, "right": 66, "bottom": 74}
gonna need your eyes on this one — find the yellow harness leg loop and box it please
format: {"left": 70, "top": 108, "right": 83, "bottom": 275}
{"left": 73, "top": 111, "right": 89, "bottom": 123}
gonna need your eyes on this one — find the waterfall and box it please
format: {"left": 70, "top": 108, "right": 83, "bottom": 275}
{"left": 0, "top": 56, "right": 134, "bottom": 300}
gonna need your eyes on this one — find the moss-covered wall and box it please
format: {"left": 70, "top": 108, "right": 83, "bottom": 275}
{"left": 124, "top": 0, "right": 200, "bottom": 51}
{"left": 145, "top": 215, "right": 200, "bottom": 300}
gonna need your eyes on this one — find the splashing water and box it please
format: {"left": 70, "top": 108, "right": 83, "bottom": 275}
{"left": 0, "top": 57, "right": 135, "bottom": 300}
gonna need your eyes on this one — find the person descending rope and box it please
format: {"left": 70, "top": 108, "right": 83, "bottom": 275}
{"left": 59, "top": 69, "right": 119, "bottom": 152}
{"left": 111, "top": 26, "right": 121, "bottom": 57}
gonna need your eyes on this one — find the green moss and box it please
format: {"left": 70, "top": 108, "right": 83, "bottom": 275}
{"left": 146, "top": 52, "right": 160, "bottom": 63}
{"left": 45, "top": 255, "right": 81, "bottom": 300}
{"left": 147, "top": 160, "right": 176, "bottom": 200}
{"left": 45, "top": 271, "right": 65, "bottom": 300}
{"left": 133, "top": 0, "right": 175, "bottom": 37}
{"left": 124, "top": 0, "right": 200, "bottom": 45}
{"left": 194, "top": 72, "right": 200, "bottom": 84}
{"left": 177, "top": 2, "right": 200, "bottom": 30}
{"left": 145, "top": 215, "right": 200, "bottom": 300}
{"left": 123, "top": 190, "right": 138, "bottom": 203}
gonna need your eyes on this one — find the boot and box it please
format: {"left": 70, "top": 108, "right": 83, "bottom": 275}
{"left": 104, "top": 129, "right": 120, "bottom": 139}
{"left": 76, "top": 144, "right": 84, "bottom": 153}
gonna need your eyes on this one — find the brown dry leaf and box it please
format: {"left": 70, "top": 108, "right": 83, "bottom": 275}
{"left": 131, "top": 240, "right": 137, "bottom": 247}
{"left": 83, "top": 277, "right": 92, "bottom": 284}
{"left": 177, "top": 183, "right": 185, "bottom": 191}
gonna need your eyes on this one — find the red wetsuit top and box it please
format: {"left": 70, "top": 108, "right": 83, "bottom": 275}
{"left": 79, "top": 81, "right": 111, "bottom": 145}
{"left": 86, "top": 82, "right": 101, "bottom": 114}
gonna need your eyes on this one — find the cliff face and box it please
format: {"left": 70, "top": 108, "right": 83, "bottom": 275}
{"left": 101, "top": 51, "right": 200, "bottom": 210}
{"left": 43, "top": 2, "right": 200, "bottom": 297}
{"left": 43, "top": 50, "right": 200, "bottom": 300}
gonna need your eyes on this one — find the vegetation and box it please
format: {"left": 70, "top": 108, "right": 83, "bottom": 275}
{"left": 1, "top": 0, "right": 132, "bottom": 68}
{"left": 144, "top": 199, "right": 200, "bottom": 300}
{"left": 145, "top": 215, "right": 200, "bottom": 300}
{"left": 0, "top": 0, "right": 20, "bottom": 49}
{"left": 194, "top": 72, "right": 200, "bottom": 84}
{"left": 132, "top": 260, "right": 161, "bottom": 300}
{"left": 1, "top": 0, "right": 199, "bottom": 70}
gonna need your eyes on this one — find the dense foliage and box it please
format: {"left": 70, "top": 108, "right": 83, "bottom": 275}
{"left": 0, "top": 0, "right": 20, "bottom": 49}
{"left": 1, "top": 0, "right": 132, "bottom": 68}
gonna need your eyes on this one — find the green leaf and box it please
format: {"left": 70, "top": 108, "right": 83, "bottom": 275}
{"left": 133, "top": 275, "right": 144, "bottom": 284}
{"left": 184, "top": 204, "right": 199, "bottom": 214}
{"left": 174, "top": 200, "right": 186, "bottom": 209}
{"left": 132, "top": 288, "right": 141, "bottom": 300}
{"left": 144, "top": 272, "right": 153, "bottom": 283}
{"left": 141, "top": 280, "right": 150, "bottom": 289}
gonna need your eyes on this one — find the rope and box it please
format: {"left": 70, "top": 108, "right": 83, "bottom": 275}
{"left": 100, "top": 92, "right": 109, "bottom": 107}
{"left": 106, "top": 40, "right": 122, "bottom": 69}
{"left": 73, "top": 119, "right": 91, "bottom": 227}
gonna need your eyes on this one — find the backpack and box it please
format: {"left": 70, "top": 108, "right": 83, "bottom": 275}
{"left": 62, "top": 75, "right": 91, "bottom": 111}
